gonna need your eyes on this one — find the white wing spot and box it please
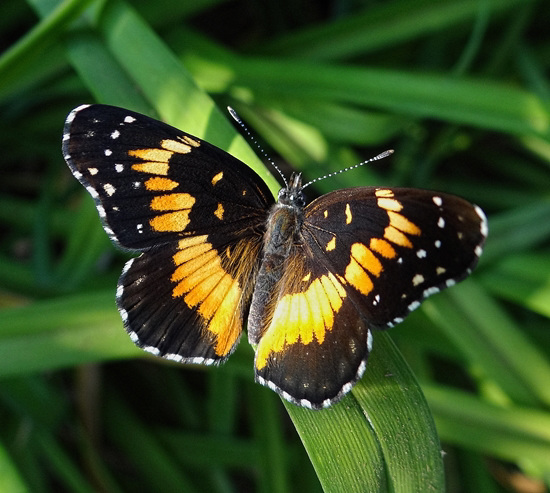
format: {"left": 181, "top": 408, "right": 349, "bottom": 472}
{"left": 86, "top": 186, "right": 99, "bottom": 199}
{"left": 104, "top": 149, "right": 112, "bottom": 156}
{"left": 143, "top": 345, "right": 161, "bottom": 357}
{"left": 88, "top": 167, "right": 98, "bottom": 175}
{"left": 111, "top": 129, "right": 121, "bottom": 139}
{"left": 437, "top": 217, "right": 445, "bottom": 228}
{"left": 124, "top": 115, "right": 136, "bottom": 123}
{"left": 367, "top": 332, "right": 373, "bottom": 351}
{"left": 434, "top": 240, "right": 441, "bottom": 248}
{"left": 432, "top": 196, "right": 443, "bottom": 207}
{"left": 412, "top": 274, "right": 424, "bottom": 286}
{"left": 417, "top": 249, "right": 427, "bottom": 258}
{"left": 165, "top": 353, "right": 183, "bottom": 363}
{"left": 423, "top": 286, "right": 440, "bottom": 297}
{"left": 475, "top": 205, "right": 488, "bottom": 237}
{"left": 66, "top": 104, "right": 89, "bottom": 123}
{"left": 103, "top": 183, "right": 116, "bottom": 196}
{"left": 115, "top": 163, "right": 124, "bottom": 173}
{"left": 408, "top": 301, "right": 421, "bottom": 312}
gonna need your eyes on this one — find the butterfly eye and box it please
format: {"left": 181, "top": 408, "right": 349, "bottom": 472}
{"left": 278, "top": 188, "right": 289, "bottom": 202}
{"left": 291, "top": 191, "right": 305, "bottom": 208}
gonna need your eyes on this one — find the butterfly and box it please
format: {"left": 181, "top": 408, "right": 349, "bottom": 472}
{"left": 63, "top": 104, "right": 488, "bottom": 409}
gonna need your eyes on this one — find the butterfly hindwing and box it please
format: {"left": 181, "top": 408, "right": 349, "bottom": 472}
{"left": 118, "top": 232, "right": 264, "bottom": 363}
{"left": 250, "top": 243, "right": 372, "bottom": 409}
{"left": 63, "top": 104, "right": 273, "bottom": 364}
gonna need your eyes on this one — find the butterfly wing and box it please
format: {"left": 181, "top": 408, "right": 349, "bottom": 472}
{"left": 252, "top": 244, "right": 372, "bottom": 408}
{"left": 63, "top": 104, "right": 274, "bottom": 363}
{"left": 303, "top": 186, "right": 487, "bottom": 328}
{"left": 252, "top": 186, "right": 487, "bottom": 408}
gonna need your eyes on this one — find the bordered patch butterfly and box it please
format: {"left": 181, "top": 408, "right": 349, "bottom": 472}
{"left": 63, "top": 104, "right": 487, "bottom": 410}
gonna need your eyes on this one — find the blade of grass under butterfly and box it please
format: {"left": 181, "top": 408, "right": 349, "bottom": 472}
{"left": 285, "top": 332, "right": 445, "bottom": 493}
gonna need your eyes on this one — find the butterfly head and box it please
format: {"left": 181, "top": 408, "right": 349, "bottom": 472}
{"left": 278, "top": 172, "right": 305, "bottom": 208}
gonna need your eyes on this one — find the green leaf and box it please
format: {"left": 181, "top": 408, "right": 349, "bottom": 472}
{"left": 286, "top": 333, "right": 444, "bottom": 493}
{"left": 425, "top": 384, "right": 550, "bottom": 472}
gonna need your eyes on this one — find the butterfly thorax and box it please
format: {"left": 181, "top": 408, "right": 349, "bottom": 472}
{"left": 263, "top": 172, "right": 305, "bottom": 254}
{"left": 248, "top": 173, "right": 305, "bottom": 344}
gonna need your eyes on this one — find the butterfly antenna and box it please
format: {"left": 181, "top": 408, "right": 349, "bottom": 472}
{"left": 301, "top": 149, "right": 394, "bottom": 190}
{"left": 227, "top": 107, "right": 288, "bottom": 188}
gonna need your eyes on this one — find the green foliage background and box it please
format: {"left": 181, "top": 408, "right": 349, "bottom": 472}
{"left": 1, "top": 0, "right": 550, "bottom": 491}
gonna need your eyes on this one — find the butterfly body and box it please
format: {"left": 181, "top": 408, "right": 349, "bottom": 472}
{"left": 63, "top": 104, "right": 487, "bottom": 409}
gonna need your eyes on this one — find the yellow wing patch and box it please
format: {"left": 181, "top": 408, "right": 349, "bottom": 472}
{"left": 148, "top": 193, "right": 196, "bottom": 233}
{"left": 161, "top": 137, "right": 199, "bottom": 153}
{"left": 170, "top": 235, "right": 243, "bottom": 357}
{"left": 145, "top": 177, "right": 179, "bottom": 191}
{"left": 131, "top": 161, "right": 169, "bottom": 176}
{"left": 150, "top": 210, "right": 193, "bottom": 232}
{"left": 170, "top": 235, "right": 262, "bottom": 358}
{"left": 151, "top": 193, "right": 195, "bottom": 211}
{"left": 384, "top": 225, "right": 413, "bottom": 247}
{"left": 255, "top": 272, "right": 346, "bottom": 370}
{"left": 345, "top": 203, "right": 352, "bottom": 224}
{"left": 369, "top": 238, "right": 397, "bottom": 259}
{"left": 345, "top": 255, "right": 373, "bottom": 295}
{"left": 341, "top": 187, "right": 423, "bottom": 296}
{"left": 129, "top": 148, "right": 172, "bottom": 163}
{"left": 388, "top": 211, "right": 421, "bottom": 235}
{"left": 214, "top": 203, "right": 224, "bottom": 220}
{"left": 211, "top": 171, "right": 223, "bottom": 185}
{"left": 129, "top": 137, "right": 201, "bottom": 176}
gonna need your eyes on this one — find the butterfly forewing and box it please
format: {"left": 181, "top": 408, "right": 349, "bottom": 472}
{"left": 302, "top": 186, "right": 487, "bottom": 328}
{"left": 63, "top": 104, "right": 273, "bottom": 250}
